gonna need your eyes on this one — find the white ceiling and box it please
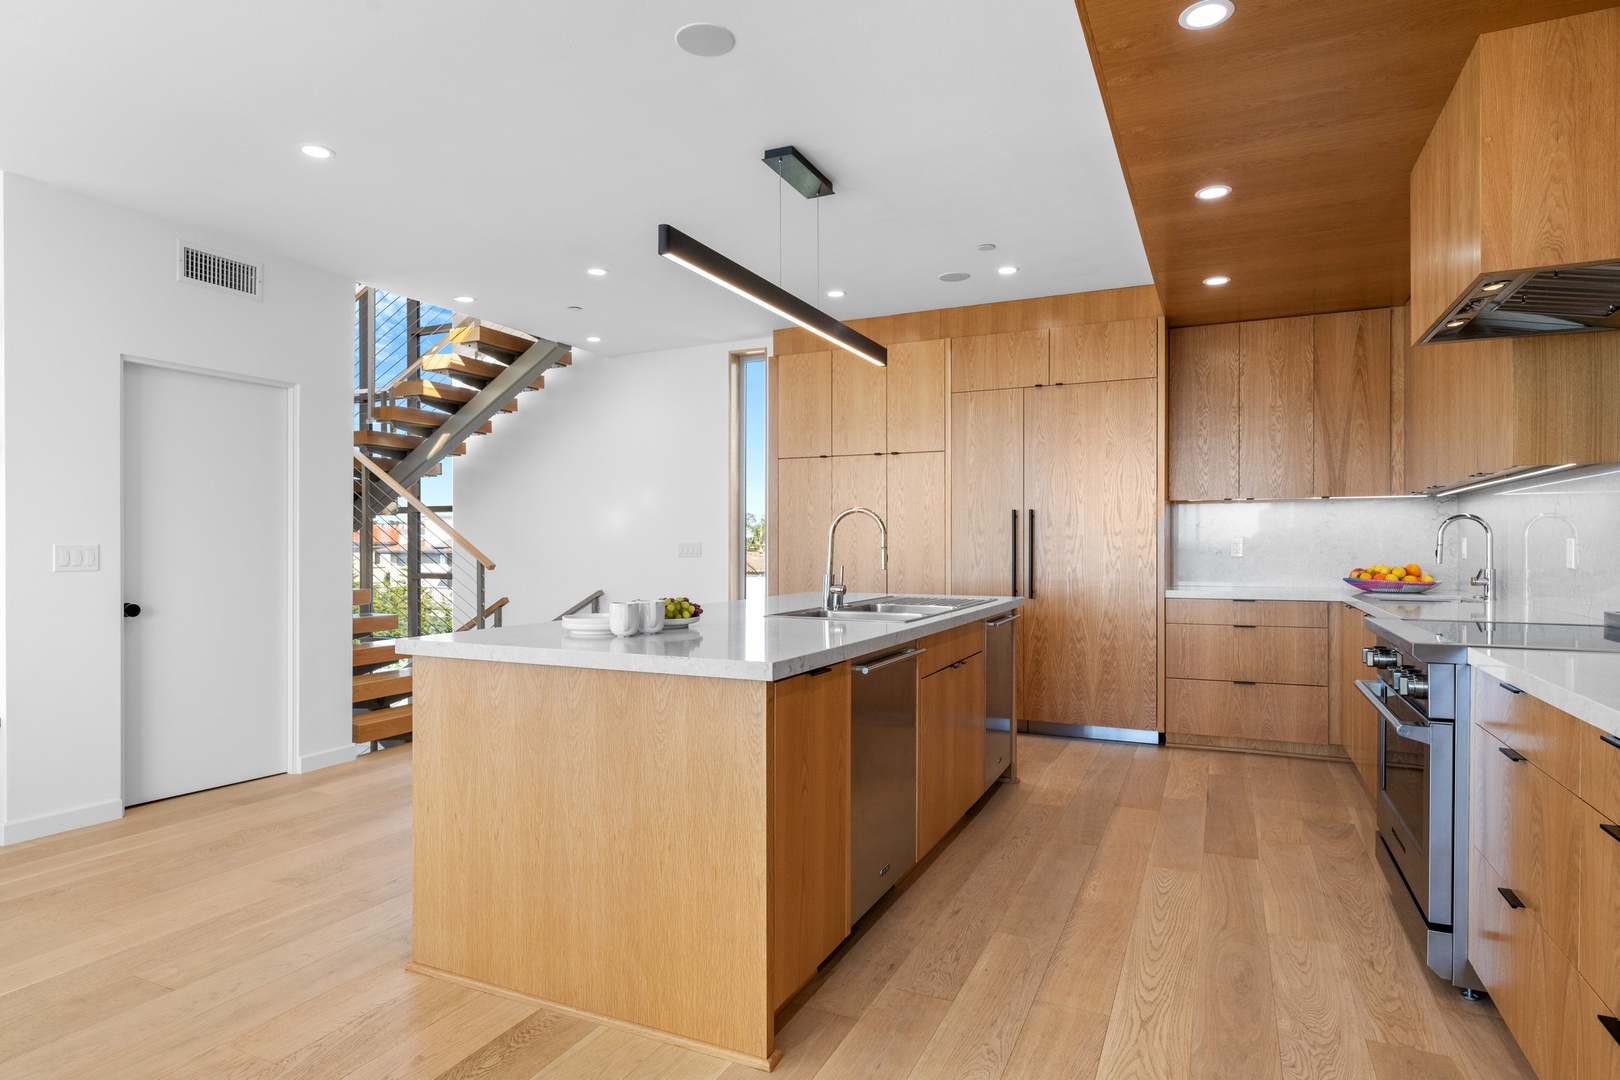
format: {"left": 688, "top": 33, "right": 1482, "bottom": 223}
{"left": 0, "top": 1, "right": 1151, "bottom": 356}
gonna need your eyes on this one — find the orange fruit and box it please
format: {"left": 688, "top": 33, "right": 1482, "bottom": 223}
{"left": 1405, "top": 563, "right": 1422, "bottom": 577}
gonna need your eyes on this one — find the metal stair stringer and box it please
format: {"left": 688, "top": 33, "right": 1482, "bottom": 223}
{"left": 387, "top": 336, "right": 572, "bottom": 490}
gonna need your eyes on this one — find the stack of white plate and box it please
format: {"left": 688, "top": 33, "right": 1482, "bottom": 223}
{"left": 560, "top": 613, "right": 613, "bottom": 637}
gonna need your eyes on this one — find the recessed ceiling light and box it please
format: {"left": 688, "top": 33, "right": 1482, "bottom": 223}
{"left": 939, "top": 272, "right": 971, "bottom": 282}
{"left": 826, "top": 289, "right": 845, "bottom": 298}
{"left": 299, "top": 144, "right": 335, "bottom": 159}
{"left": 1179, "top": 0, "right": 1234, "bottom": 30}
{"left": 587, "top": 267, "right": 608, "bottom": 276}
{"left": 586, "top": 336, "right": 602, "bottom": 343}
{"left": 1203, "top": 275, "right": 1231, "bottom": 286}
{"left": 675, "top": 23, "right": 736, "bottom": 57}
{"left": 453, "top": 295, "right": 475, "bottom": 304}
{"left": 998, "top": 266, "right": 1019, "bottom": 276}
{"left": 1195, "top": 184, "right": 1232, "bottom": 200}
{"left": 977, "top": 243, "right": 998, "bottom": 252}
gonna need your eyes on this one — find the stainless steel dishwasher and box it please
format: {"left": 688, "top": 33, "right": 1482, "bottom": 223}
{"left": 849, "top": 645, "right": 922, "bottom": 923}
{"left": 984, "top": 612, "right": 1019, "bottom": 789}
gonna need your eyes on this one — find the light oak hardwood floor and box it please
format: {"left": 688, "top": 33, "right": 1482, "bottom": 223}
{"left": 0, "top": 738, "right": 1535, "bottom": 1079}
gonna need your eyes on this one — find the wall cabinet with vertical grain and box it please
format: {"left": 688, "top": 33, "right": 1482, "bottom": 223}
{"left": 775, "top": 351, "right": 831, "bottom": 459}
{"left": 950, "top": 330, "right": 1049, "bottom": 393}
{"left": 830, "top": 349, "right": 886, "bottom": 457}
{"left": 1239, "top": 316, "right": 1315, "bottom": 500}
{"left": 1314, "top": 309, "right": 1392, "bottom": 497}
{"left": 830, "top": 456, "right": 887, "bottom": 595}
{"left": 885, "top": 340, "right": 946, "bottom": 453}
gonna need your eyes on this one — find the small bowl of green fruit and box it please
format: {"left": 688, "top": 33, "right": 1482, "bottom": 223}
{"left": 661, "top": 596, "right": 703, "bottom": 629}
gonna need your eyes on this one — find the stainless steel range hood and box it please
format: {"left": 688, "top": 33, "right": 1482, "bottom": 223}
{"left": 1416, "top": 260, "right": 1620, "bottom": 344}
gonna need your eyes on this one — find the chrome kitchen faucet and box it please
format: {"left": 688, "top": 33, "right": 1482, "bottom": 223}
{"left": 825, "top": 507, "right": 888, "bottom": 611}
{"left": 1435, "top": 513, "right": 1495, "bottom": 602}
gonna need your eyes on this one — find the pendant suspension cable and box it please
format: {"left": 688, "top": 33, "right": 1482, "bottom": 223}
{"left": 775, "top": 160, "right": 784, "bottom": 287}
{"left": 816, "top": 196, "right": 821, "bottom": 301}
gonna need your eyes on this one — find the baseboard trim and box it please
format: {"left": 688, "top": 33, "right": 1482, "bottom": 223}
{"left": 1023, "top": 721, "right": 1163, "bottom": 745}
{"left": 296, "top": 744, "right": 360, "bottom": 773}
{"left": 0, "top": 798, "right": 124, "bottom": 846}
{"left": 405, "top": 961, "right": 781, "bottom": 1072}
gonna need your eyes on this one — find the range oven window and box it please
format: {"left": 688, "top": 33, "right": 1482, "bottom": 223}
{"left": 1383, "top": 719, "right": 1429, "bottom": 844}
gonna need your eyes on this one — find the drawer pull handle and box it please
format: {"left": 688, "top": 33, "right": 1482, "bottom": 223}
{"left": 1232, "top": 680, "right": 1257, "bottom": 686}
{"left": 1499, "top": 682, "right": 1524, "bottom": 695}
{"left": 1499, "top": 746, "right": 1527, "bottom": 763}
{"left": 1232, "top": 624, "right": 1257, "bottom": 629}
{"left": 1601, "top": 733, "right": 1620, "bottom": 753}
{"left": 1602, "top": 823, "right": 1620, "bottom": 846}
{"left": 1498, "top": 887, "right": 1525, "bottom": 910}
{"left": 1600, "top": 1015, "right": 1620, "bottom": 1046}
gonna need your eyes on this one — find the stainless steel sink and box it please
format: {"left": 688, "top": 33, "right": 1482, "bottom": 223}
{"left": 769, "top": 596, "right": 989, "bottom": 622}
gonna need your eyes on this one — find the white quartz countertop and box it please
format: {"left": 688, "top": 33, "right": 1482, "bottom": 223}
{"left": 395, "top": 593, "right": 1023, "bottom": 682}
{"left": 1168, "top": 583, "right": 1620, "bottom": 737}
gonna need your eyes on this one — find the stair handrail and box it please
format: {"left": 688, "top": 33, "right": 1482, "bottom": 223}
{"left": 553, "top": 590, "right": 605, "bottom": 620}
{"left": 456, "top": 596, "right": 510, "bottom": 633}
{"left": 353, "top": 450, "right": 496, "bottom": 570}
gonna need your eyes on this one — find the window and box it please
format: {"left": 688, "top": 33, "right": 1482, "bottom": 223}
{"left": 732, "top": 350, "right": 768, "bottom": 600}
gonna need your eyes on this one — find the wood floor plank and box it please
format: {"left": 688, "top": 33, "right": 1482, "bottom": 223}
{"left": 1288, "top": 758, "right": 1351, "bottom": 807}
{"left": 1192, "top": 855, "right": 1281, "bottom": 1080}
{"left": 1117, "top": 746, "right": 1174, "bottom": 811}
{"left": 1000, "top": 1001, "right": 1109, "bottom": 1080}
{"left": 1269, "top": 934, "right": 1378, "bottom": 1080}
{"left": 1365, "top": 1040, "right": 1467, "bottom": 1080}
{"left": 1204, "top": 774, "right": 1260, "bottom": 860}
{"left": 810, "top": 986, "right": 951, "bottom": 1079}
{"left": 905, "top": 932, "right": 1047, "bottom": 1079}
{"left": 1092, "top": 867, "right": 1203, "bottom": 1080}
{"left": 431, "top": 1007, "right": 596, "bottom": 1079}
{"left": 1163, "top": 750, "right": 1212, "bottom": 800}
{"left": 1028, "top": 739, "right": 1098, "bottom": 808}
{"left": 715, "top": 1008, "right": 854, "bottom": 1080}
{"left": 1434, "top": 1003, "right": 1536, "bottom": 1080}
{"left": 1148, "top": 795, "right": 1207, "bottom": 873}
{"left": 529, "top": 1027, "right": 665, "bottom": 1079}
{"left": 1257, "top": 842, "right": 1335, "bottom": 942}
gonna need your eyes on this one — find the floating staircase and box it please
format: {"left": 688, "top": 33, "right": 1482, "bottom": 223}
{"left": 351, "top": 297, "right": 562, "bottom": 745}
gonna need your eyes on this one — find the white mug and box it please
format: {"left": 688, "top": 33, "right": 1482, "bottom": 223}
{"left": 637, "top": 599, "right": 665, "bottom": 634}
{"left": 608, "top": 601, "right": 641, "bottom": 637}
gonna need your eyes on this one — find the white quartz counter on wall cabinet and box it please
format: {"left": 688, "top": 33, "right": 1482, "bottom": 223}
{"left": 1466, "top": 648, "right": 1620, "bottom": 742}
{"left": 395, "top": 593, "right": 1021, "bottom": 682}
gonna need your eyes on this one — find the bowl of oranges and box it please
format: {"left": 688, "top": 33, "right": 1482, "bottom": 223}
{"left": 1344, "top": 563, "right": 1438, "bottom": 593}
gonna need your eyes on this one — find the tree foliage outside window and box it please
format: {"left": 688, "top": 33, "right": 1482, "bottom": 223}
{"left": 745, "top": 513, "right": 765, "bottom": 554}
{"left": 354, "top": 568, "right": 454, "bottom": 636}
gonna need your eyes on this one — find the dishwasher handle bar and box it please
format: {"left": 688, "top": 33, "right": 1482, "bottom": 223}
{"left": 1355, "top": 679, "right": 1431, "bottom": 744}
{"left": 854, "top": 647, "right": 925, "bottom": 675}
{"left": 986, "top": 612, "right": 1022, "bottom": 628}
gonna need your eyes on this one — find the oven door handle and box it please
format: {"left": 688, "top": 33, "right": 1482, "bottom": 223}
{"left": 1356, "top": 679, "right": 1432, "bottom": 744}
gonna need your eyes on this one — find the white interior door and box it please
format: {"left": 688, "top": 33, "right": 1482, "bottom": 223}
{"left": 122, "top": 361, "right": 289, "bottom": 805}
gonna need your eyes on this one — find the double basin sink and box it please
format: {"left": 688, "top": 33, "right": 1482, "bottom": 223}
{"left": 769, "top": 595, "right": 989, "bottom": 623}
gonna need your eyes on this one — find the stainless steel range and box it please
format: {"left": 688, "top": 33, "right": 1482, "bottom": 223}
{"left": 1356, "top": 623, "right": 1478, "bottom": 992}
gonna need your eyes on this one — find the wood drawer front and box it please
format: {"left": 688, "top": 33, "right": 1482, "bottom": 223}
{"left": 1165, "top": 598, "right": 1328, "bottom": 628}
{"left": 916, "top": 620, "right": 984, "bottom": 677}
{"left": 1580, "top": 800, "right": 1620, "bottom": 1015}
{"left": 1165, "top": 679, "right": 1328, "bottom": 743}
{"left": 1582, "top": 723, "right": 1620, "bottom": 828}
{"left": 1165, "top": 623, "right": 1327, "bottom": 685}
{"left": 1473, "top": 671, "right": 1582, "bottom": 792}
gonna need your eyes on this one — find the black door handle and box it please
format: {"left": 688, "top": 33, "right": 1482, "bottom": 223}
{"left": 1498, "top": 886, "right": 1525, "bottom": 910}
{"left": 1499, "top": 746, "right": 1526, "bottom": 763}
{"left": 1027, "top": 508, "right": 1036, "bottom": 599}
{"left": 123, "top": 603, "right": 142, "bottom": 618}
{"left": 1010, "top": 509, "right": 1018, "bottom": 597}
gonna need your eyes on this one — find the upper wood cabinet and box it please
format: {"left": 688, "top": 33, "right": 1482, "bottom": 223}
{"left": 771, "top": 456, "right": 830, "bottom": 596}
{"left": 775, "top": 351, "right": 831, "bottom": 459}
{"left": 831, "top": 349, "right": 886, "bottom": 456}
{"left": 1169, "top": 309, "right": 1399, "bottom": 500}
{"left": 1050, "top": 318, "right": 1158, "bottom": 384}
{"left": 884, "top": 340, "right": 946, "bottom": 453}
{"left": 885, "top": 452, "right": 946, "bottom": 595}
{"left": 1411, "top": 8, "right": 1620, "bottom": 339}
{"left": 830, "top": 456, "right": 887, "bottom": 595}
{"left": 951, "top": 330, "right": 1048, "bottom": 392}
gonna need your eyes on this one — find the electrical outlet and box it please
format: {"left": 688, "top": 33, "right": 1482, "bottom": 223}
{"left": 1230, "top": 537, "right": 1244, "bottom": 557}
{"left": 1568, "top": 537, "right": 1579, "bottom": 569}
{"left": 677, "top": 542, "right": 702, "bottom": 558}
{"left": 52, "top": 544, "right": 100, "bottom": 572}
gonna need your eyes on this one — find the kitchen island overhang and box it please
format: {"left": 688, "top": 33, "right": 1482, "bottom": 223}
{"left": 396, "top": 593, "right": 1021, "bottom": 1069}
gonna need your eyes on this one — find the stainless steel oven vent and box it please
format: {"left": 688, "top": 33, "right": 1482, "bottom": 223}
{"left": 177, "top": 243, "right": 264, "bottom": 300}
{"left": 1417, "top": 260, "right": 1620, "bottom": 344}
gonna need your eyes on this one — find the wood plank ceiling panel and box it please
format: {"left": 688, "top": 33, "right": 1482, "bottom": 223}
{"left": 1073, "top": 0, "right": 1617, "bottom": 328}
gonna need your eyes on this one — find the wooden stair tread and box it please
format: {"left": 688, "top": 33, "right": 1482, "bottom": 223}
{"left": 353, "top": 640, "right": 397, "bottom": 667}
{"left": 353, "top": 704, "right": 412, "bottom": 743}
{"left": 372, "top": 405, "right": 493, "bottom": 436}
{"left": 353, "top": 670, "right": 413, "bottom": 703}
{"left": 463, "top": 324, "right": 535, "bottom": 355}
{"left": 393, "top": 380, "right": 518, "bottom": 413}
{"left": 353, "top": 612, "right": 399, "bottom": 636}
{"left": 353, "top": 430, "right": 466, "bottom": 456}
{"left": 353, "top": 588, "right": 371, "bottom": 606}
{"left": 551, "top": 351, "right": 572, "bottom": 367}
{"left": 420, "top": 354, "right": 507, "bottom": 382}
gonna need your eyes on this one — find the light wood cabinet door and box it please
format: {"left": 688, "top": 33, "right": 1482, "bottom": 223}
{"left": 771, "top": 664, "right": 850, "bottom": 1009}
{"left": 1239, "top": 316, "right": 1314, "bottom": 500}
{"left": 1168, "top": 324, "right": 1241, "bottom": 501}
{"left": 886, "top": 340, "right": 946, "bottom": 453}
{"left": 886, "top": 452, "right": 946, "bottom": 595}
{"left": 1023, "top": 380, "right": 1158, "bottom": 731}
{"left": 1164, "top": 679, "right": 1328, "bottom": 743}
{"left": 772, "top": 457, "right": 829, "bottom": 596}
{"left": 951, "top": 652, "right": 987, "bottom": 820}
{"left": 1472, "top": 848, "right": 1544, "bottom": 1068}
{"left": 1313, "top": 309, "right": 1392, "bottom": 496}
{"left": 949, "top": 390, "right": 1024, "bottom": 596}
{"left": 775, "top": 351, "right": 831, "bottom": 459}
{"left": 831, "top": 349, "right": 886, "bottom": 456}
{"left": 1050, "top": 319, "right": 1158, "bottom": 384}
{"left": 916, "top": 665, "right": 956, "bottom": 858}
{"left": 1579, "top": 800, "right": 1620, "bottom": 1016}
{"left": 951, "top": 330, "right": 1048, "bottom": 393}
{"left": 1338, "top": 603, "right": 1380, "bottom": 796}
{"left": 830, "top": 456, "right": 887, "bottom": 596}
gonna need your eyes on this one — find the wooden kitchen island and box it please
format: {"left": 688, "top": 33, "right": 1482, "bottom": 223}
{"left": 395, "top": 593, "right": 1020, "bottom": 1070}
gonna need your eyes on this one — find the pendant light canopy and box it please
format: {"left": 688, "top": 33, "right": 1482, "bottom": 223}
{"left": 657, "top": 224, "right": 887, "bottom": 367}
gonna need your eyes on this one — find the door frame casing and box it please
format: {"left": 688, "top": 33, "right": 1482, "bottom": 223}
{"left": 118, "top": 355, "right": 301, "bottom": 806}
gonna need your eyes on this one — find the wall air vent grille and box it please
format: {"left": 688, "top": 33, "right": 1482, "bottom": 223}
{"left": 177, "top": 243, "right": 264, "bottom": 300}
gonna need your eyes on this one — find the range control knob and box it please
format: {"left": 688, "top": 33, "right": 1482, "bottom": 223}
{"left": 1393, "top": 668, "right": 1430, "bottom": 698}
{"left": 1363, "top": 647, "right": 1400, "bottom": 669}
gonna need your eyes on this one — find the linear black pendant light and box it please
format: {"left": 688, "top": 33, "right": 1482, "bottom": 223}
{"left": 658, "top": 224, "right": 887, "bottom": 367}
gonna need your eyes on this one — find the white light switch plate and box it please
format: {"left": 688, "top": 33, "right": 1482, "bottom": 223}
{"left": 677, "top": 542, "right": 702, "bottom": 558}
{"left": 53, "top": 544, "right": 101, "bottom": 572}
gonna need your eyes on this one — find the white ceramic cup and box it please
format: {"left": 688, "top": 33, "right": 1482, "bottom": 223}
{"left": 638, "top": 599, "right": 665, "bottom": 634}
{"left": 608, "top": 601, "right": 641, "bottom": 637}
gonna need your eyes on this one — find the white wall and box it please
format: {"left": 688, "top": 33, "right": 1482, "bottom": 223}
{"left": 0, "top": 174, "right": 354, "bottom": 844}
{"left": 455, "top": 338, "right": 766, "bottom": 623}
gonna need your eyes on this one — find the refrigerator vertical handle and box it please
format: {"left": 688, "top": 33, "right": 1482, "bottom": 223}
{"left": 1027, "top": 508, "right": 1036, "bottom": 599}
{"left": 1010, "top": 509, "right": 1019, "bottom": 597}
